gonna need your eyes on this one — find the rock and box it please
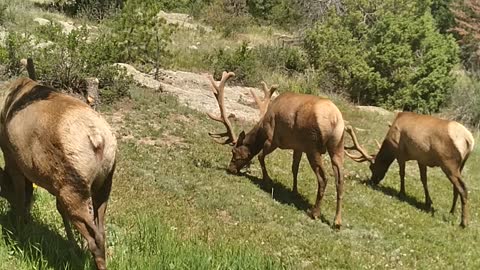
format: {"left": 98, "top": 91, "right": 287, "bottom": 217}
{"left": 114, "top": 63, "right": 275, "bottom": 122}
{"left": 356, "top": 105, "right": 393, "bottom": 116}
{"left": 33, "top": 17, "right": 51, "bottom": 26}
{"left": 156, "top": 10, "right": 212, "bottom": 32}
{"left": 0, "top": 27, "right": 7, "bottom": 46}
{"left": 57, "top": 20, "right": 76, "bottom": 34}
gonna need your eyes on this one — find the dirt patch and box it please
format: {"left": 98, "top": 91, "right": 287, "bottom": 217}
{"left": 116, "top": 63, "right": 277, "bottom": 122}
{"left": 356, "top": 105, "right": 393, "bottom": 116}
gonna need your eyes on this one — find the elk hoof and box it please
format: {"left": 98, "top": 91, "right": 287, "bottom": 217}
{"left": 309, "top": 208, "right": 321, "bottom": 220}
{"left": 95, "top": 258, "right": 107, "bottom": 270}
{"left": 333, "top": 223, "right": 342, "bottom": 231}
{"left": 333, "top": 219, "right": 342, "bottom": 230}
{"left": 424, "top": 203, "right": 434, "bottom": 214}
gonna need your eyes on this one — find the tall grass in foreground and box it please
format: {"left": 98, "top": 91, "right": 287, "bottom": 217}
{"left": 109, "top": 215, "right": 285, "bottom": 270}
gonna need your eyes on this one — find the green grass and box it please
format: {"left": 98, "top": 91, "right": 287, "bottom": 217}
{"left": 1, "top": 86, "right": 479, "bottom": 269}
{"left": 2, "top": 1, "right": 480, "bottom": 269}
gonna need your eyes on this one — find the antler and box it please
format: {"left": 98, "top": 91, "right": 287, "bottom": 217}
{"left": 250, "top": 81, "right": 278, "bottom": 118}
{"left": 207, "top": 71, "right": 237, "bottom": 145}
{"left": 344, "top": 125, "right": 374, "bottom": 163}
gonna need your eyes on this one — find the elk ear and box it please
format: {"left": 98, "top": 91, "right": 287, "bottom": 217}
{"left": 237, "top": 131, "right": 246, "bottom": 145}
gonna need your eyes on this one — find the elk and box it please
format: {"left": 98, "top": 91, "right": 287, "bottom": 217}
{"left": 207, "top": 71, "right": 345, "bottom": 228}
{"left": 344, "top": 111, "right": 474, "bottom": 227}
{"left": 0, "top": 77, "right": 117, "bottom": 269}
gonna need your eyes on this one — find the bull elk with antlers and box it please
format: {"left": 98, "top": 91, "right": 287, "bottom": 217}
{"left": 0, "top": 77, "right": 117, "bottom": 269}
{"left": 207, "top": 71, "right": 345, "bottom": 228}
{"left": 345, "top": 112, "right": 474, "bottom": 227}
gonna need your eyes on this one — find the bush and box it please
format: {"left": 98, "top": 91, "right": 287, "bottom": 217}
{"left": 210, "top": 42, "right": 258, "bottom": 84}
{"left": 107, "top": 0, "right": 175, "bottom": 76}
{"left": 304, "top": 1, "right": 459, "bottom": 113}
{"left": 444, "top": 71, "right": 480, "bottom": 127}
{"left": 0, "top": 2, "right": 7, "bottom": 25}
{"left": 0, "top": 22, "right": 132, "bottom": 105}
{"left": 52, "top": 0, "right": 122, "bottom": 20}
{"left": 202, "top": 0, "right": 252, "bottom": 38}
{"left": 253, "top": 44, "right": 307, "bottom": 73}
{"left": 208, "top": 41, "right": 307, "bottom": 86}
{"left": 2, "top": 32, "right": 33, "bottom": 77}
{"left": 34, "top": 23, "right": 132, "bottom": 104}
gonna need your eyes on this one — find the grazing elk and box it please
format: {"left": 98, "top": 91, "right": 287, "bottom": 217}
{"left": 207, "top": 72, "right": 345, "bottom": 227}
{"left": 344, "top": 111, "right": 474, "bottom": 227}
{"left": 0, "top": 77, "right": 117, "bottom": 269}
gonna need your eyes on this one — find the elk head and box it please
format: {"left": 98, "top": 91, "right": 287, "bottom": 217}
{"left": 206, "top": 72, "right": 277, "bottom": 174}
{"left": 344, "top": 125, "right": 389, "bottom": 184}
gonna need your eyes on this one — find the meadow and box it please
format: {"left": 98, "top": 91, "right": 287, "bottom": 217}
{"left": 1, "top": 0, "right": 480, "bottom": 269}
{"left": 0, "top": 85, "right": 478, "bottom": 269}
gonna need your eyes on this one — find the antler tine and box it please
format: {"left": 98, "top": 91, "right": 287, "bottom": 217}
{"left": 206, "top": 71, "right": 237, "bottom": 145}
{"left": 344, "top": 125, "right": 374, "bottom": 163}
{"left": 252, "top": 81, "right": 278, "bottom": 119}
{"left": 261, "top": 81, "right": 278, "bottom": 99}
{"left": 344, "top": 151, "right": 369, "bottom": 162}
{"left": 219, "top": 71, "right": 235, "bottom": 92}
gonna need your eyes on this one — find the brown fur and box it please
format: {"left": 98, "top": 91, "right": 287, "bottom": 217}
{"left": 0, "top": 77, "right": 117, "bottom": 269}
{"left": 228, "top": 92, "right": 345, "bottom": 228}
{"left": 369, "top": 112, "right": 474, "bottom": 227}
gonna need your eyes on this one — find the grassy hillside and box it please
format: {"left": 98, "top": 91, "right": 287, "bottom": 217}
{"left": 1, "top": 0, "right": 480, "bottom": 269}
{"left": 0, "top": 86, "right": 479, "bottom": 269}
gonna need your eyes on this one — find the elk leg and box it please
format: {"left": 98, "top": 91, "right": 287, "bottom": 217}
{"left": 306, "top": 152, "right": 327, "bottom": 220}
{"left": 92, "top": 164, "right": 115, "bottom": 251}
{"left": 443, "top": 167, "right": 469, "bottom": 227}
{"left": 24, "top": 180, "right": 34, "bottom": 211}
{"left": 418, "top": 163, "right": 433, "bottom": 211}
{"left": 59, "top": 191, "right": 106, "bottom": 270}
{"left": 258, "top": 141, "right": 277, "bottom": 182}
{"left": 398, "top": 159, "right": 406, "bottom": 197}
{"left": 450, "top": 188, "right": 458, "bottom": 214}
{"left": 5, "top": 165, "right": 29, "bottom": 223}
{"left": 328, "top": 147, "right": 344, "bottom": 229}
{"left": 291, "top": 151, "right": 302, "bottom": 194}
{"left": 56, "top": 198, "right": 76, "bottom": 244}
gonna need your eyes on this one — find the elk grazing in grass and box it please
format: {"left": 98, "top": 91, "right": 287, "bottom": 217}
{"left": 207, "top": 71, "right": 345, "bottom": 228}
{"left": 344, "top": 111, "right": 474, "bottom": 227}
{"left": 0, "top": 77, "right": 117, "bottom": 269}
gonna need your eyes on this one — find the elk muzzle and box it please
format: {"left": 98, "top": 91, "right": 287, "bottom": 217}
{"left": 227, "top": 162, "right": 239, "bottom": 174}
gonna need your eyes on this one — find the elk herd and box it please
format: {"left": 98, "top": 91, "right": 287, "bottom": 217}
{"left": 0, "top": 69, "right": 475, "bottom": 269}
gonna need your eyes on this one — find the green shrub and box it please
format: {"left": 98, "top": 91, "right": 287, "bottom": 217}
{"left": 444, "top": 71, "right": 480, "bottom": 127}
{"left": 52, "top": 0, "right": 121, "bottom": 20}
{"left": 2, "top": 32, "right": 33, "bottom": 77}
{"left": 253, "top": 44, "right": 307, "bottom": 73}
{"left": 107, "top": 0, "right": 175, "bottom": 75}
{"left": 210, "top": 42, "right": 258, "bottom": 84}
{"left": 304, "top": 1, "right": 459, "bottom": 113}
{"left": 0, "top": 23, "right": 131, "bottom": 105}
{"left": 202, "top": 0, "right": 252, "bottom": 38}
{"left": 0, "top": 2, "right": 7, "bottom": 25}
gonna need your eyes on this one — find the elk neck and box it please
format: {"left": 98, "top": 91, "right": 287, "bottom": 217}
{"left": 371, "top": 140, "right": 396, "bottom": 182}
{"left": 243, "top": 121, "right": 268, "bottom": 157}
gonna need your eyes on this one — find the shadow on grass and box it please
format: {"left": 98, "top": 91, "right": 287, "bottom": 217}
{"left": 242, "top": 173, "right": 311, "bottom": 211}
{"left": 360, "top": 179, "right": 431, "bottom": 212}
{"left": 213, "top": 166, "right": 333, "bottom": 226}
{"left": 0, "top": 210, "right": 90, "bottom": 270}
